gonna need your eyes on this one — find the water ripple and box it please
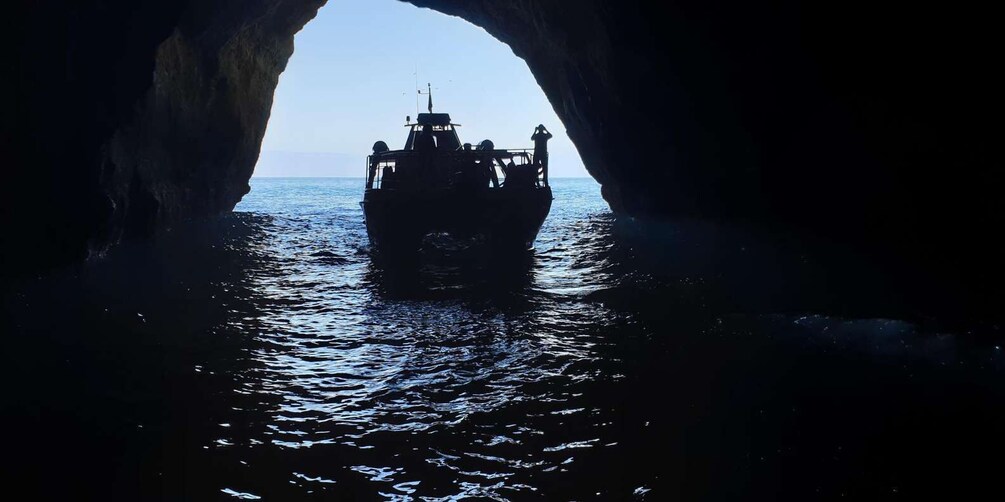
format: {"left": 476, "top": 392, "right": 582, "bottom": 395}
{"left": 6, "top": 179, "right": 1005, "bottom": 499}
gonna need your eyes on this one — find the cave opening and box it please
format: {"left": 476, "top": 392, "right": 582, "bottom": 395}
{"left": 249, "top": 0, "right": 591, "bottom": 183}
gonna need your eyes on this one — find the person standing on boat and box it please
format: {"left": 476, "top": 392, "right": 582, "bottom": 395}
{"left": 531, "top": 124, "right": 552, "bottom": 186}
{"left": 414, "top": 124, "right": 437, "bottom": 185}
{"left": 415, "top": 124, "right": 437, "bottom": 152}
{"left": 368, "top": 140, "right": 389, "bottom": 189}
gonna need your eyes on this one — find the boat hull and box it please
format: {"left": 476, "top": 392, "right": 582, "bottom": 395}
{"left": 361, "top": 187, "right": 553, "bottom": 252}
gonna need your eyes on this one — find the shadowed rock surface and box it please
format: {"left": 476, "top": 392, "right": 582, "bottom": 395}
{"left": 2, "top": 0, "right": 1002, "bottom": 321}
{"left": 3, "top": 0, "right": 323, "bottom": 266}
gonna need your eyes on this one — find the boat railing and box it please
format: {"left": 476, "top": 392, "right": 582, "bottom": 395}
{"left": 364, "top": 148, "right": 548, "bottom": 190}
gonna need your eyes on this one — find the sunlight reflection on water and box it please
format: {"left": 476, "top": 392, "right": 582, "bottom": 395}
{"left": 4, "top": 178, "right": 1005, "bottom": 499}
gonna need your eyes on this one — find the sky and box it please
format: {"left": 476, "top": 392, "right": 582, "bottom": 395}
{"left": 254, "top": 0, "right": 588, "bottom": 177}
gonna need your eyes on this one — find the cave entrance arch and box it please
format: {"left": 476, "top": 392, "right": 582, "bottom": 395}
{"left": 251, "top": 0, "right": 589, "bottom": 182}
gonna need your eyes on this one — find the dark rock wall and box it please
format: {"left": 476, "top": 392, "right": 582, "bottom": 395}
{"left": 411, "top": 0, "right": 1004, "bottom": 316}
{"left": 105, "top": 0, "right": 325, "bottom": 240}
{"left": 4, "top": 2, "right": 186, "bottom": 267}
{"left": 3, "top": 1, "right": 1002, "bottom": 318}
{"left": 3, "top": 0, "right": 323, "bottom": 267}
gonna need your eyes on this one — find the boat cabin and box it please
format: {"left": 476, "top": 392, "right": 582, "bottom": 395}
{"left": 403, "top": 113, "right": 461, "bottom": 151}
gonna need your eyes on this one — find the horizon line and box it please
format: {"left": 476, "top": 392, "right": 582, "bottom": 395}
{"left": 250, "top": 175, "right": 596, "bottom": 179}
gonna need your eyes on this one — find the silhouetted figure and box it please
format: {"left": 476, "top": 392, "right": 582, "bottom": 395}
{"left": 414, "top": 124, "right": 436, "bottom": 153}
{"left": 451, "top": 143, "right": 479, "bottom": 188}
{"left": 479, "top": 159, "right": 498, "bottom": 188}
{"left": 454, "top": 157, "right": 487, "bottom": 190}
{"left": 414, "top": 125, "right": 437, "bottom": 186}
{"left": 531, "top": 124, "right": 552, "bottom": 186}
{"left": 503, "top": 160, "right": 536, "bottom": 188}
{"left": 368, "top": 140, "right": 389, "bottom": 189}
{"left": 503, "top": 160, "right": 516, "bottom": 179}
{"left": 381, "top": 166, "right": 398, "bottom": 189}
{"left": 477, "top": 140, "right": 500, "bottom": 188}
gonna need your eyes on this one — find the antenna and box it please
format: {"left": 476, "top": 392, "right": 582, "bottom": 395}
{"left": 418, "top": 82, "right": 435, "bottom": 114}
{"left": 414, "top": 64, "right": 419, "bottom": 116}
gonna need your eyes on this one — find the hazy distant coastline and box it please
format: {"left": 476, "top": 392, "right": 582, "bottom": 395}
{"left": 253, "top": 150, "right": 363, "bottom": 177}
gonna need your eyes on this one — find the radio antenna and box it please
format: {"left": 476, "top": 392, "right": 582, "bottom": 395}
{"left": 414, "top": 64, "right": 419, "bottom": 116}
{"left": 417, "top": 82, "right": 434, "bottom": 113}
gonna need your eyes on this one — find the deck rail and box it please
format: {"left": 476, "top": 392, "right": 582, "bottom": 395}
{"left": 364, "top": 148, "right": 548, "bottom": 190}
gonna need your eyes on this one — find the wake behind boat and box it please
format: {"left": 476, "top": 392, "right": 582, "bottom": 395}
{"left": 360, "top": 88, "right": 553, "bottom": 253}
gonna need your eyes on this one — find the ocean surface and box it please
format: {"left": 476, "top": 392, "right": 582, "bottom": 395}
{"left": 4, "top": 177, "right": 1005, "bottom": 499}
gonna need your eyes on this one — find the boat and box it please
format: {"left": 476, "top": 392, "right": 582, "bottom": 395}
{"left": 360, "top": 93, "right": 553, "bottom": 253}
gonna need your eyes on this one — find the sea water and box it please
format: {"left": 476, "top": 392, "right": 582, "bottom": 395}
{"left": 3, "top": 177, "right": 1004, "bottom": 499}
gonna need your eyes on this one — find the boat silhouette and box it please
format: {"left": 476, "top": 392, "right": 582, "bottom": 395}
{"left": 361, "top": 92, "right": 553, "bottom": 253}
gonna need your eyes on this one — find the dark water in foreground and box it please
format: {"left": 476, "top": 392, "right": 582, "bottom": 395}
{"left": 4, "top": 178, "right": 1005, "bottom": 499}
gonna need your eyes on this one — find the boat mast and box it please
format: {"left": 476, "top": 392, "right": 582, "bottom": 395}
{"left": 418, "top": 82, "right": 433, "bottom": 114}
